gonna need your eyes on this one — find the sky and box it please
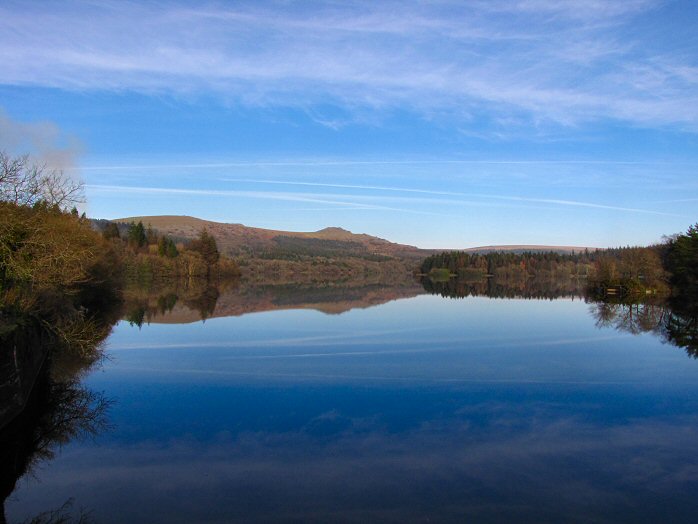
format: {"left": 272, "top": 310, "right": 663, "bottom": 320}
{"left": 1, "top": 0, "right": 697, "bottom": 249}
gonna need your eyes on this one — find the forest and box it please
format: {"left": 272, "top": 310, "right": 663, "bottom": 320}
{"left": 98, "top": 219, "right": 240, "bottom": 284}
{"left": 419, "top": 231, "right": 698, "bottom": 299}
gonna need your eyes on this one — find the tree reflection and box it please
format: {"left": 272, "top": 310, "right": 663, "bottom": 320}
{"left": 421, "top": 275, "right": 698, "bottom": 357}
{"left": 421, "top": 276, "right": 586, "bottom": 300}
{"left": 182, "top": 286, "right": 219, "bottom": 321}
{"left": 662, "top": 297, "right": 698, "bottom": 358}
{"left": 16, "top": 499, "right": 92, "bottom": 524}
{"left": 0, "top": 320, "right": 114, "bottom": 523}
{"left": 589, "top": 301, "right": 669, "bottom": 335}
{"left": 0, "top": 372, "right": 109, "bottom": 523}
{"left": 588, "top": 297, "right": 698, "bottom": 357}
{"left": 121, "top": 278, "right": 235, "bottom": 324}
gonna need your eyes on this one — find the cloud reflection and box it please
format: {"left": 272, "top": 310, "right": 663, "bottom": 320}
{"left": 10, "top": 389, "right": 698, "bottom": 523}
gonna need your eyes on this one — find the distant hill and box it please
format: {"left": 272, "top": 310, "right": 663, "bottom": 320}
{"left": 459, "top": 245, "right": 596, "bottom": 255}
{"left": 111, "top": 215, "right": 430, "bottom": 260}
{"left": 109, "top": 215, "right": 597, "bottom": 259}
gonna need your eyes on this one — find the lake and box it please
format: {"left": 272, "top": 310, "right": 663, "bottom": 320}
{"left": 5, "top": 283, "right": 698, "bottom": 523}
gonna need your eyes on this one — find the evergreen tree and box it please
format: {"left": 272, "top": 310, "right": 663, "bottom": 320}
{"left": 146, "top": 224, "right": 158, "bottom": 245}
{"left": 667, "top": 224, "right": 698, "bottom": 297}
{"left": 158, "top": 236, "right": 179, "bottom": 258}
{"left": 102, "top": 222, "right": 121, "bottom": 240}
{"left": 127, "top": 221, "right": 147, "bottom": 249}
{"left": 191, "top": 229, "right": 219, "bottom": 278}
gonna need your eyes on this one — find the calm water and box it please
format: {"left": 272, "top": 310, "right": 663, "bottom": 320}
{"left": 6, "top": 290, "right": 698, "bottom": 523}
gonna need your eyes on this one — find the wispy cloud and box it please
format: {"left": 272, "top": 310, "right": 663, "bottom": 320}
{"left": 219, "top": 178, "right": 680, "bottom": 217}
{"left": 87, "top": 182, "right": 681, "bottom": 218}
{"left": 2, "top": 0, "right": 696, "bottom": 131}
{"left": 77, "top": 159, "right": 668, "bottom": 171}
{"left": 86, "top": 184, "right": 456, "bottom": 217}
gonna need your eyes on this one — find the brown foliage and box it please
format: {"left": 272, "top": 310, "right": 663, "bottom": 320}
{"left": 2, "top": 204, "right": 98, "bottom": 290}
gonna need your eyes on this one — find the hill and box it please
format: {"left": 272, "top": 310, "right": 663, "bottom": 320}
{"left": 109, "top": 215, "right": 597, "bottom": 262}
{"left": 112, "top": 215, "right": 430, "bottom": 260}
{"left": 459, "top": 245, "right": 595, "bottom": 255}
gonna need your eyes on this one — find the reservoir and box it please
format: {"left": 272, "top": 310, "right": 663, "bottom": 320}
{"left": 5, "top": 284, "right": 698, "bottom": 523}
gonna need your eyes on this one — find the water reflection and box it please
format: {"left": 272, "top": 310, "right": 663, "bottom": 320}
{"left": 0, "top": 368, "right": 109, "bottom": 523}
{"left": 5, "top": 277, "right": 698, "bottom": 522}
{"left": 15, "top": 383, "right": 698, "bottom": 522}
{"left": 122, "top": 279, "right": 230, "bottom": 327}
{"left": 122, "top": 279, "right": 424, "bottom": 324}
{"left": 40, "top": 274, "right": 696, "bottom": 388}
{"left": 0, "top": 320, "right": 114, "bottom": 523}
{"left": 421, "top": 275, "right": 586, "bottom": 300}
{"left": 422, "top": 276, "right": 698, "bottom": 356}
{"left": 123, "top": 274, "right": 698, "bottom": 357}
{"left": 588, "top": 297, "right": 698, "bottom": 358}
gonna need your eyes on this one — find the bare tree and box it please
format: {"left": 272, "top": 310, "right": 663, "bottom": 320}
{"left": 0, "top": 151, "right": 83, "bottom": 208}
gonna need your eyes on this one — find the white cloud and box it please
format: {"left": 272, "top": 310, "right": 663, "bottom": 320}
{"left": 1, "top": 0, "right": 696, "bottom": 131}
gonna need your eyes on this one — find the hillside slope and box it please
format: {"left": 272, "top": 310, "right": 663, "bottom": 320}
{"left": 113, "top": 215, "right": 430, "bottom": 260}
{"left": 111, "top": 215, "right": 597, "bottom": 259}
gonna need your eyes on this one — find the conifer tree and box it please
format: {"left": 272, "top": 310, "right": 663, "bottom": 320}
{"left": 127, "top": 221, "right": 147, "bottom": 249}
{"left": 191, "top": 229, "right": 219, "bottom": 278}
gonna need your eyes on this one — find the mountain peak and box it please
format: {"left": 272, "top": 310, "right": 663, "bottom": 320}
{"left": 317, "top": 226, "right": 351, "bottom": 234}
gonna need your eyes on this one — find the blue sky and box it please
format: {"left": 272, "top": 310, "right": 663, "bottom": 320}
{"left": 1, "top": 0, "right": 697, "bottom": 248}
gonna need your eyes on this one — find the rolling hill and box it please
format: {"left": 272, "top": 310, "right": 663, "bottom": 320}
{"left": 110, "top": 215, "right": 597, "bottom": 260}
{"left": 112, "top": 215, "right": 430, "bottom": 260}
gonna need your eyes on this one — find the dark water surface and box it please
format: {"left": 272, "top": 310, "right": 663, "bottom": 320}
{"left": 6, "top": 292, "right": 698, "bottom": 523}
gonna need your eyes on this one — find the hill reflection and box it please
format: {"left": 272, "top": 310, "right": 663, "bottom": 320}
{"left": 121, "top": 278, "right": 425, "bottom": 325}
{"left": 120, "top": 276, "right": 698, "bottom": 358}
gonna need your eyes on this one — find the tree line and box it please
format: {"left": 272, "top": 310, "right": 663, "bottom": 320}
{"left": 419, "top": 227, "right": 698, "bottom": 298}
{"left": 99, "top": 218, "right": 237, "bottom": 284}
{"left": 420, "top": 250, "right": 594, "bottom": 281}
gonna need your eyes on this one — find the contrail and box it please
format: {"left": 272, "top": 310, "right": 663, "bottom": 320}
{"left": 86, "top": 184, "right": 456, "bottom": 217}
{"left": 220, "top": 178, "right": 682, "bottom": 217}
{"left": 75, "top": 158, "right": 674, "bottom": 171}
